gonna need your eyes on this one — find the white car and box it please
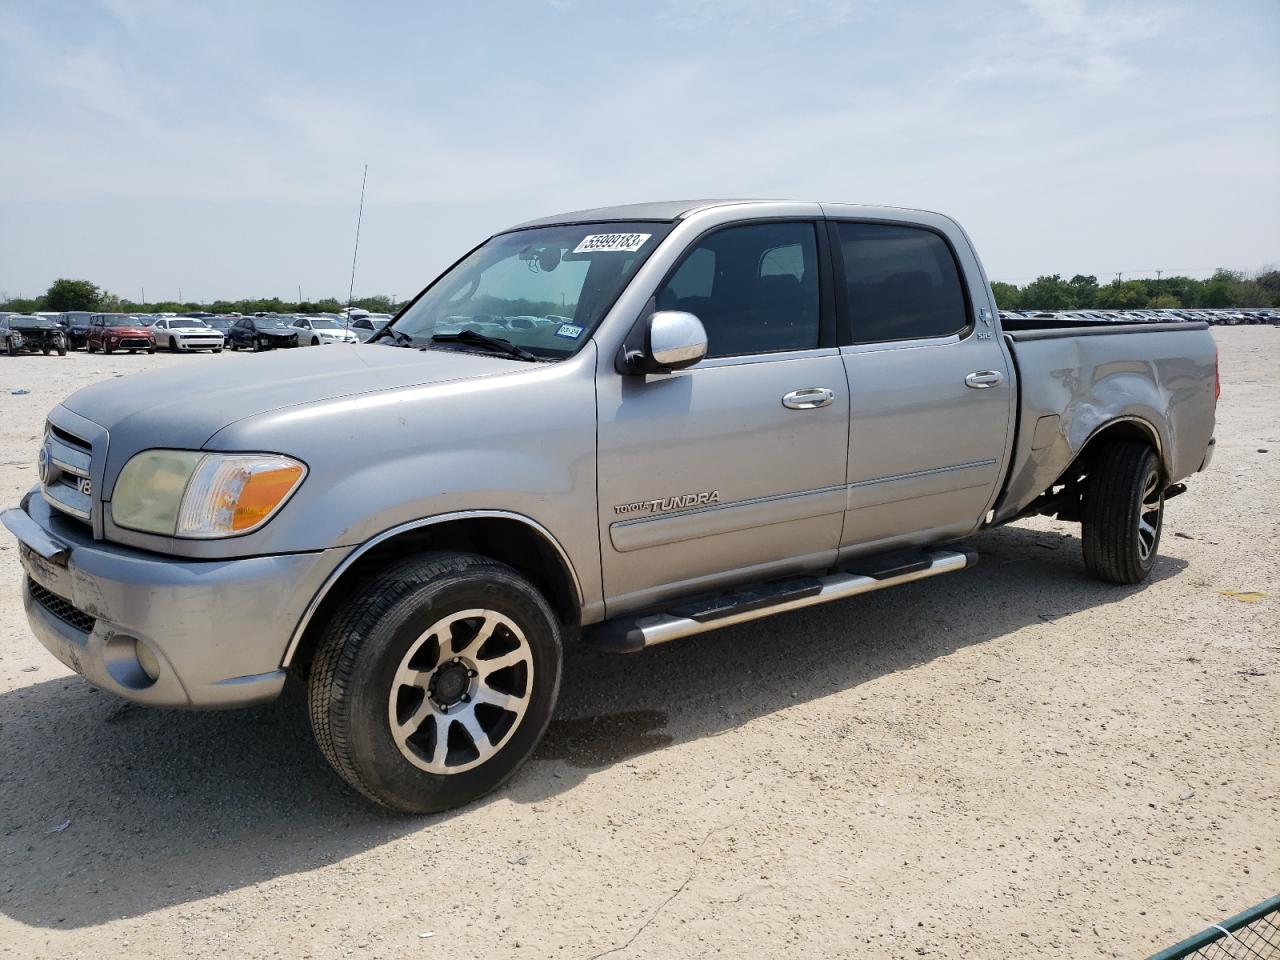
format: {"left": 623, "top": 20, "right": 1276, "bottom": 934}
{"left": 151, "top": 316, "right": 225, "bottom": 353}
{"left": 291, "top": 316, "right": 361, "bottom": 345}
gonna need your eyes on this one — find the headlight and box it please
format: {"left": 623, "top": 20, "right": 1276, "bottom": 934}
{"left": 111, "top": 451, "right": 306, "bottom": 538}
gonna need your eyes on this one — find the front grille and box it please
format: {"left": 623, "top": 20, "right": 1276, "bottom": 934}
{"left": 41, "top": 425, "right": 95, "bottom": 526}
{"left": 118, "top": 338, "right": 151, "bottom": 349}
{"left": 28, "top": 579, "right": 96, "bottom": 634}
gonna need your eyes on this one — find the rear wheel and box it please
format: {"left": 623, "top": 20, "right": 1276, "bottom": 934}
{"left": 308, "top": 552, "right": 562, "bottom": 814}
{"left": 1081, "top": 441, "right": 1164, "bottom": 584}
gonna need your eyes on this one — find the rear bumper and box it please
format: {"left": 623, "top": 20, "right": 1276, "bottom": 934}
{"left": 1199, "top": 436, "right": 1216, "bottom": 472}
{"left": 3, "top": 492, "right": 348, "bottom": 708}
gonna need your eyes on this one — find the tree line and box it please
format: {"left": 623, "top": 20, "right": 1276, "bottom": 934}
{"left": 991, "top": 268, "right": 1279, "bottom": 311}
{"left": 4, "top": 268, "right": 1278, "bottom": 317}
{"left": 0, "top": 279, "right": 397, "bottom": 316}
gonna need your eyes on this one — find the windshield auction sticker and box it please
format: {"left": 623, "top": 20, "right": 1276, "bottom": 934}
{"left": 572, "top": 233, "right": 651, "bottom": 254}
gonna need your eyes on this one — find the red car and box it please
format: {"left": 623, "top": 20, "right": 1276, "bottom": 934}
{"left": 85, "top": 314, "right": 157, "bottom": 354}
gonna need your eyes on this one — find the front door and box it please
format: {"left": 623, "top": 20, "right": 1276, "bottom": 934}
{"left": 595, "top": 221, "right": 850, "bottom": 615}
{"left": 829, "top": 220, "right": 1014, "bottom": 551}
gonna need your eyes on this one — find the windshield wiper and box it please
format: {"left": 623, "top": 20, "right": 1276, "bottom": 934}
{"left": 429, "top": 330, "right": 540, "bottom": 362}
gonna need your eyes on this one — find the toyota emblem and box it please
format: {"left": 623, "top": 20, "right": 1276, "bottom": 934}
{"left": 37, "top": 445, "right": 50, "bottom": 484}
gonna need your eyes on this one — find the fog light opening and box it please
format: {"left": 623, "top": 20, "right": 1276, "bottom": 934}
{"left": 135, "top": 639, "right": 161, "bottom": 682}
{"left": 102, "top": 634, "right": 159, "bottom": 690}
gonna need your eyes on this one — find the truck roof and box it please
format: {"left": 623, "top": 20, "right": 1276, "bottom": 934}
{"left": 506, "top": 199, "right": 942, "bottom": 232}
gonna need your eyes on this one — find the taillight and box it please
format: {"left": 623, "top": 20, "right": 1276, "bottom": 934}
{"left": 1214, "top": 345, "right": 1220, "bottom": 401}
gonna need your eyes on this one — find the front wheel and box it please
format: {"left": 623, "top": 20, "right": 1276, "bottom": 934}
{"left": 1081, "top": 441, "right": 1164, "bottom": 584}
{"left": 308, "top": 552, "right": 562, "bottom": 814}
{"left": 169, "top": 336, "right": 177, "bottom": 351}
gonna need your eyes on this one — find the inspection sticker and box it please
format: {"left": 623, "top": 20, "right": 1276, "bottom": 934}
{"left": 572, "top": 233, "right": 651, "bottom": 254}
{"left": 555, "top": 323, "right": 584, "bottom": 340}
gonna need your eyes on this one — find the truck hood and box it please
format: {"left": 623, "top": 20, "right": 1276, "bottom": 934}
{"left": 62, "top": 343, "right": 528, "bottom": 456}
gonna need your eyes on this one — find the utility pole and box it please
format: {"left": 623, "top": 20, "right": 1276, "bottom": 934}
{"left": 298, "top": 284, "right": 303, "bottom": 306}
{"left": 142, "top": 287, "right": 146, "bottom": 304}
{"left": 179, "top": 287, "right": 183, "bottom": 302}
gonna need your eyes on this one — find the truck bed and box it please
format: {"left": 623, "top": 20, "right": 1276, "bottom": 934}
{"left": 1001, "top": 317, "right": 1211, "bottom": 338}
{"left": 991, "top": 320, "right": 1217, "bottom": 524}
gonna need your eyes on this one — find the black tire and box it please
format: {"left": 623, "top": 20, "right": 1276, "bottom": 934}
{"left": 308, "top": 552, "right": 563, "bottom": 814}
{"left": 103, "top": 345, "right": 113, "bottom": 354}
{"left": 146, "top": 347, "right": 156, "bottom": 354}
{"left": 42, "top": 346, "right": 50, "bottom": 355}
{"left": 213, "top": 346, "right": 223, "bottom": 354}
{"left": 1081, "top": 441, "right": 1164, "bottom": 584}
{"left": 57, "top": 346, "right": 67, "bottom": 356}
{"left": 5, "top": 339, "right": 16, "bottom": 357}
{"left": 169, "top": 336, "right": 177, "bottom": 352}
{"left": 312, "top": 336, "right": 320, "bottom": 346}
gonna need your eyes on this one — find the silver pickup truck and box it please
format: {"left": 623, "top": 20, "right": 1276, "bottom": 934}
{"left": 3, "top": 200, "right": 1218, "bottom": 813}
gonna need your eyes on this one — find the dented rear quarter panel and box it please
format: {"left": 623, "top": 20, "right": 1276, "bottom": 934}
{"left": 993, "top": 325, "right": 1217, "bottom": 523}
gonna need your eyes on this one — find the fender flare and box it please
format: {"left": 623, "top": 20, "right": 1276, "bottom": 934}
{"left": 281, "top": 510, "right": 583, "bottom": 667}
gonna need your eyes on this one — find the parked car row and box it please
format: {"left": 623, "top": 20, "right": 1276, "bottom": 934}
{"left": 998, "top": 307, "right": 1280, "bottom": 326}
{"left": 0, "top": 310, "right": 381, "bottom": 357}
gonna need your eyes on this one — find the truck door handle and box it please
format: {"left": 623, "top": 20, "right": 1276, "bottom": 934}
{"left": 782, "top": 387, "right": 836, "bottom": 410}
{"left": 964, "top": 371, "right": 1004, "bottom": 389}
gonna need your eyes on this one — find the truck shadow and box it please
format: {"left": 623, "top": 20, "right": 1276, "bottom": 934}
{"left": 0, "top": 522, "right": 1186, "bottom": 929}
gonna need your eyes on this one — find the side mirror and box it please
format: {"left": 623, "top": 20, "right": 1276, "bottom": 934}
{"left": 621, "top": 310, "right": 708, "bottom": 375}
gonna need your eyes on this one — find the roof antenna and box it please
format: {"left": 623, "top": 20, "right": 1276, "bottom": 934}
{"left": 346, "top": 164, "right": 368, "bottom": 329}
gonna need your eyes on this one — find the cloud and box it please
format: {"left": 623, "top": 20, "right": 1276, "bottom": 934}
{"left": 659, "top": 0, "right": 857, "bottom": 34}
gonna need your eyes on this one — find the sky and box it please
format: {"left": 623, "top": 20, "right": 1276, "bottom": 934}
{"left": 1, "top": 0, "right": 1277, "bottom": 303}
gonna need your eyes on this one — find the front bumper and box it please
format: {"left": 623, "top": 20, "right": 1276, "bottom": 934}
{"left": 3, "top": 492, "right": 348, "bottom": 709}
{"left": 173, "top": 336, "right": 224, "bottom": 351}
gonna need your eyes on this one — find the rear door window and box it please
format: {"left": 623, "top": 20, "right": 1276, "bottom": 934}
{"left": 835, "top": 222, "right": 969, "bottom": 343}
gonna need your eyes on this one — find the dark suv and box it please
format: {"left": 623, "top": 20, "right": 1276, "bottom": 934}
{"left": 1, "top": 314, "right": 68, "bottom": 356}
{"left": 227, "top": 315, "right": 300, "bottom": 351}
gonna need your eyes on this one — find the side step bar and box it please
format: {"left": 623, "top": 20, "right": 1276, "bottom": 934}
{"left": 586, "top": 548, "right": 978, "bottom": 654}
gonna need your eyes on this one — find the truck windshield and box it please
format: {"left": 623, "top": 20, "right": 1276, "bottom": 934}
{"left": 388, "top": 221, "right": 673, "bottom": 359}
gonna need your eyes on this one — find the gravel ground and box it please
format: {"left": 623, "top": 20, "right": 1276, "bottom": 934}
{"left": 0, "top": 330, "right": 1275, "bottom": 960}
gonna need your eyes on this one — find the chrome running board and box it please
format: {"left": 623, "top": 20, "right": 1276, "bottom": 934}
{"left": 586, "top": 548, "right": 978, "bottom": 654}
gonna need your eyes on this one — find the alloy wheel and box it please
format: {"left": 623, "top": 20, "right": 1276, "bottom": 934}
{"left": 387, "top": 608, "right": 534, "bottom": 775}
{"left": 1137, "top": 469, "right": 1163, "bottom": 562}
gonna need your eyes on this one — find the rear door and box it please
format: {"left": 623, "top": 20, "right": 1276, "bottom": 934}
{"left": 596, "top": 220, "right": 850, "bottom": 615}
{"left": 829, "top": 219, "right": 1014, "bottom": 552}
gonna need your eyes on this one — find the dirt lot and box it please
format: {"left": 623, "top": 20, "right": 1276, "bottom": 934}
{"left": 0, "top": 330, "right": 1275, "bottom": 959}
